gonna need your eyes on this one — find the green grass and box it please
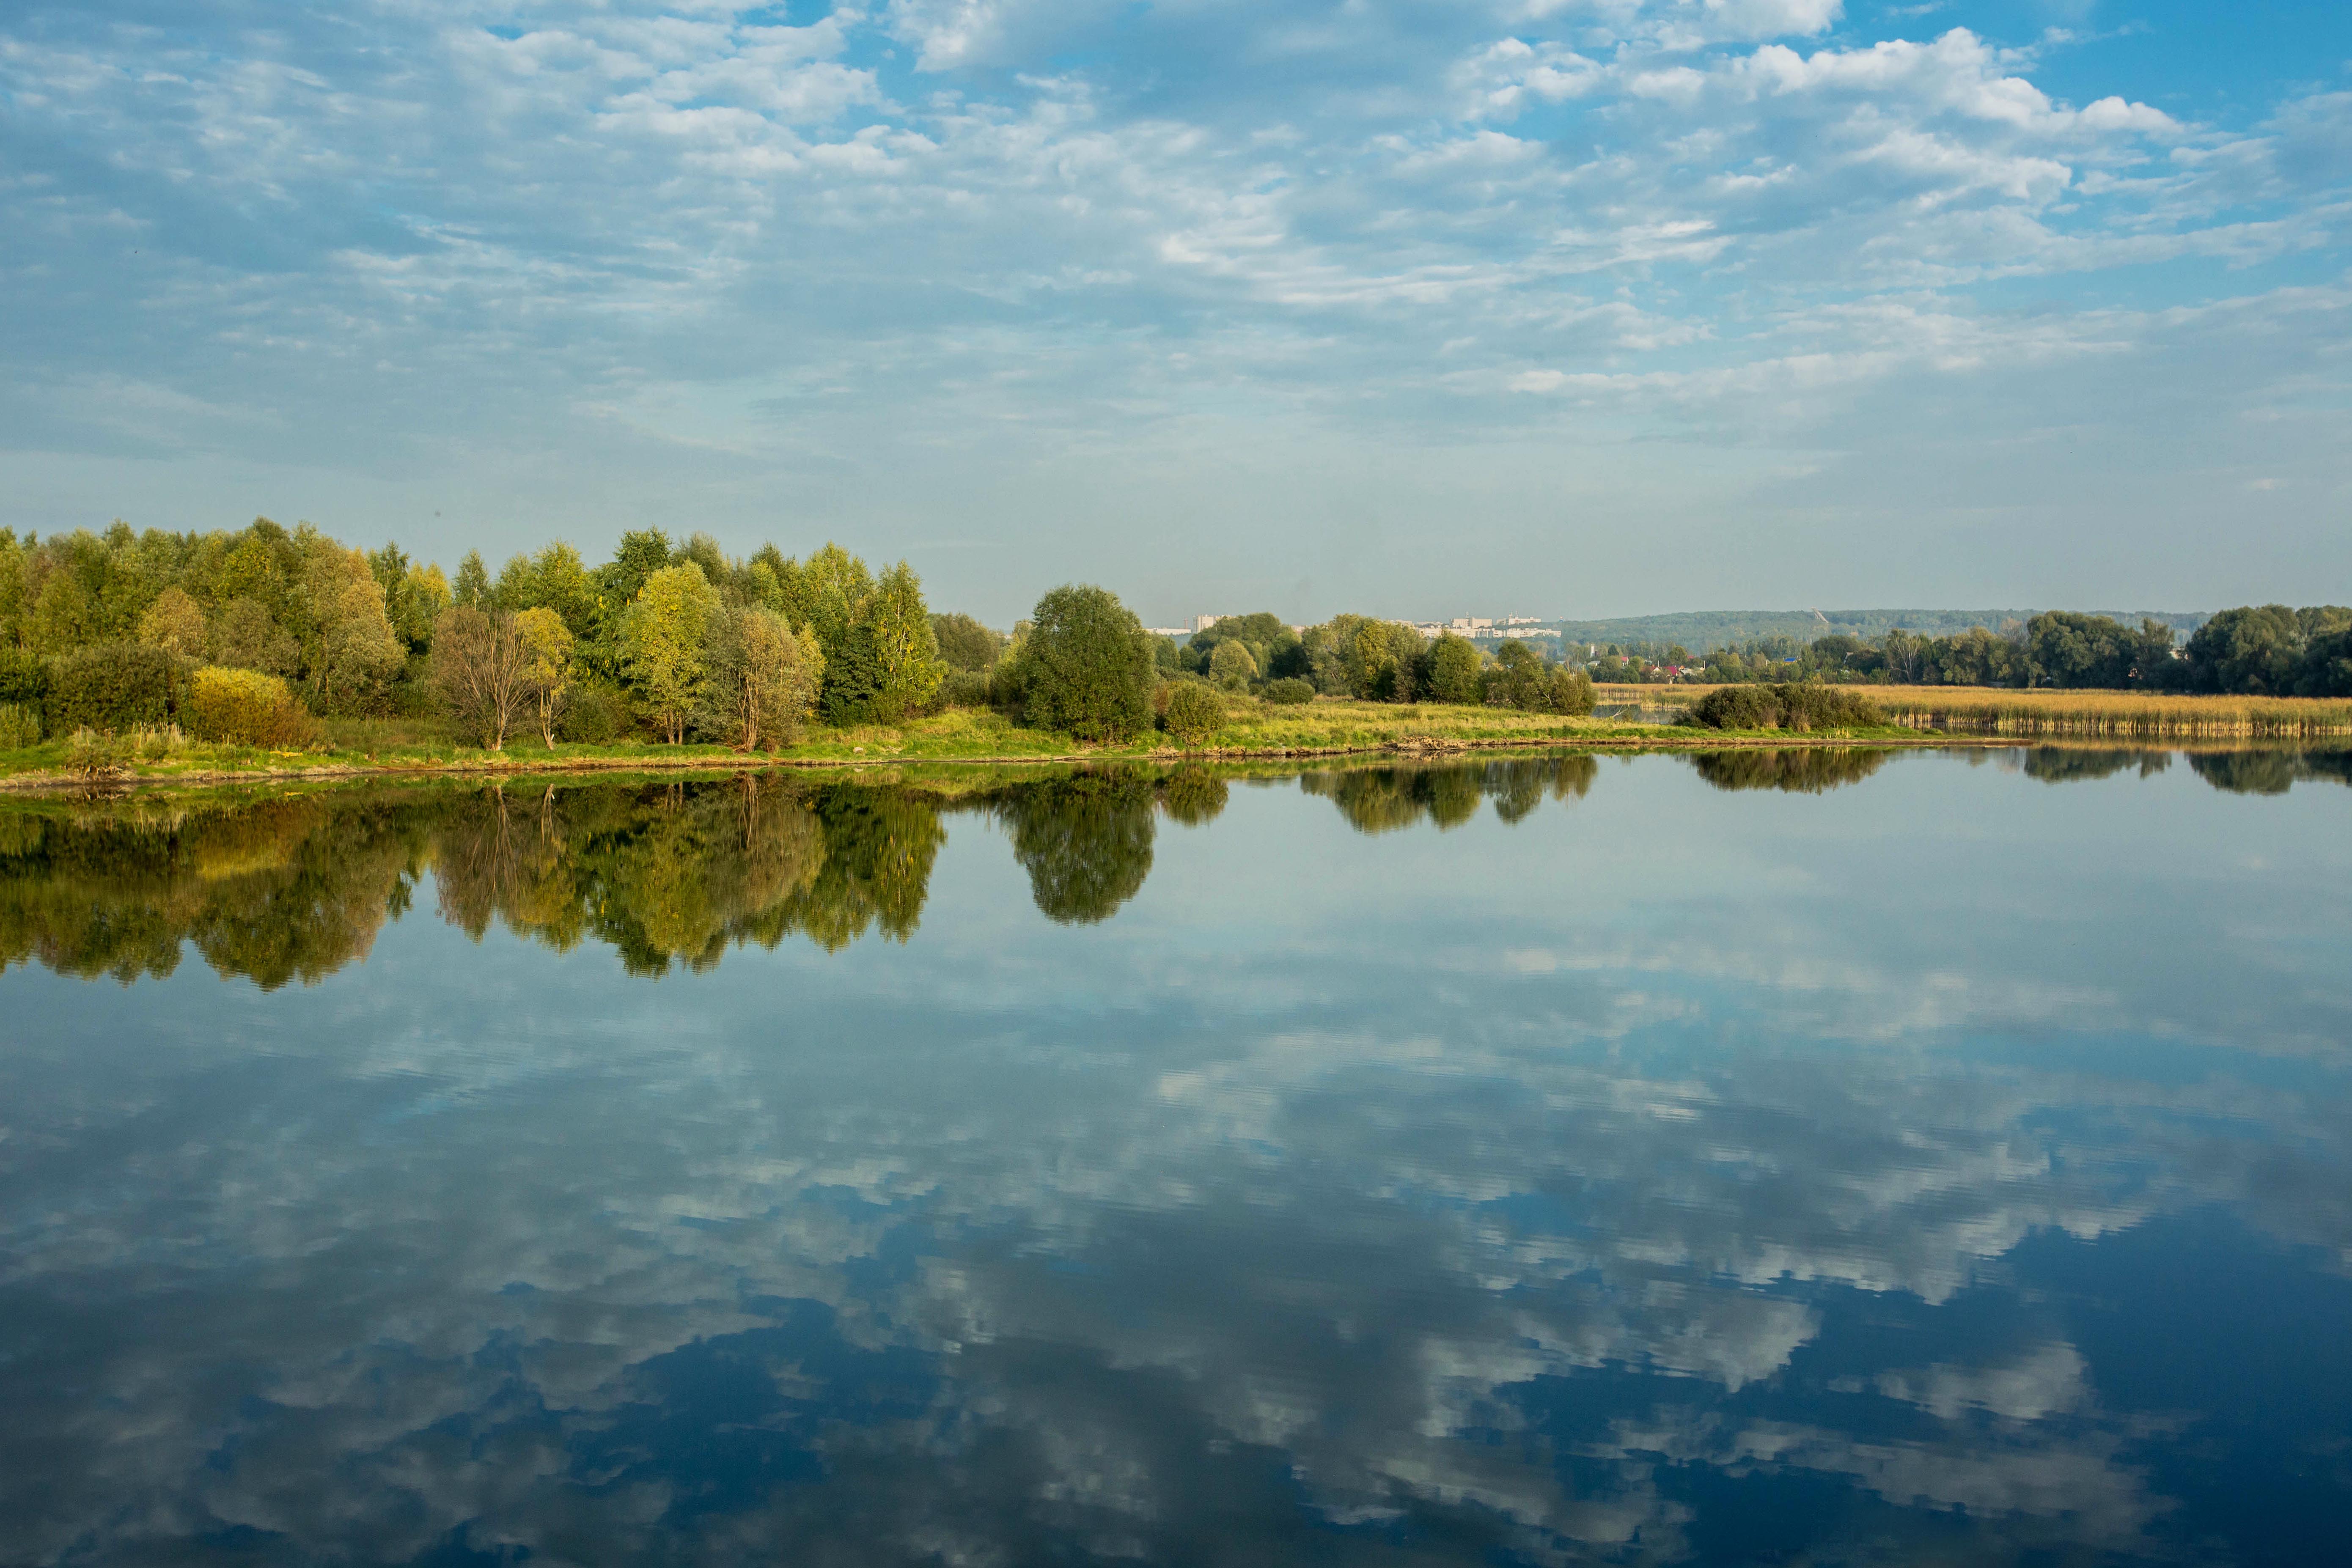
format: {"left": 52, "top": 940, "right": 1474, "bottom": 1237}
{"left": 0, "top": 697, "right": 1922, "bottom": 792}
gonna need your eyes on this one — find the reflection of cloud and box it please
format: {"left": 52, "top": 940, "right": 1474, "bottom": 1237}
{"left": 0, "top": 757, "right": 2347, "bottom": 1562}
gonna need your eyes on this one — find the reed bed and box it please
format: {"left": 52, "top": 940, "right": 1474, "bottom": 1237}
{"left": 1873, "top": 686, "right": 2352, "bottom": 737}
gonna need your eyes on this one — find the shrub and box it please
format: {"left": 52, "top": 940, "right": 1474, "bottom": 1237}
{"left": 1262, "top": 677, "right": 1316, "bottom": 705}
{"left": 1162, "top": 682, "right": 1224, "bottom": 747}
{"left": 557, "top": 683, "right": 629, "bottom": 744}
{"left": 1684, "top": 681, "right": 1880, "bottom": 731}
{"left": 47, "top": 642, "right": 179, "bottom": 734}
{"left": 65, "top": 728, "right": 129, "bottom": 780}
{"left": 183, "top": 666, "right": 319, "bottom": 747}
{"left": 0, "top": 702, "right": 40, "bottom": 749}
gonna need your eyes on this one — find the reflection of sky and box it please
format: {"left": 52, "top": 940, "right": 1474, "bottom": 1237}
{"left": 1, "top": 752, "right": 2347, "bottom": 1565}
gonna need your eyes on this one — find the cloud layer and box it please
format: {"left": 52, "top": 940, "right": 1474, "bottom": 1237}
{"left": 1, "top": 2, "right": 2348, "bottom": 618}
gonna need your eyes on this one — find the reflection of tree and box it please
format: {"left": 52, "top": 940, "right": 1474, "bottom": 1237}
{"left": 0, "top": 777, "right": 934, "bottom": 985}
{"left": 1302, "top": 755, "right": 1600, "bottom": 833}
{"left": 2022, "top": 749, "right": 2169, "bottom": 784}
{"left": 786, "top": 784, "right": 943, "bottom": 951}
{"left": 1688, "top": 748, "right": 1892, "bottom": 794}
{"left": 1158, "top": 767, "right": 1228, "bottom": 827}
{"left": 0, "top": 798, "right": 429, "bottom": 989}
{"left": 998, "top": 769, "right": 1156, "bottom": 925}
{"left": 2186, "top": 750, "right": 2352, "bottom": 796}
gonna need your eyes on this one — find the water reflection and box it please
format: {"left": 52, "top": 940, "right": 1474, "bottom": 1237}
{"left": 0, "top": 750, "right": 2348, "bottom": 1565}
{"left": 3, "top": 749, "right": 2347, "bottom": 989}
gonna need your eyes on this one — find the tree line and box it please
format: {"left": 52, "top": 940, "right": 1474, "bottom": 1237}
{"left": 1588, "top": 606, "right": 2352, "bottom": 696}
{"left": 0, "top": 520, "right": 1607, "bottom": 752}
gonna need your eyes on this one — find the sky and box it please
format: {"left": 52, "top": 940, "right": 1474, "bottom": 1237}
{"left": 2, "top": 1, "right": 2347, "bottom": 625}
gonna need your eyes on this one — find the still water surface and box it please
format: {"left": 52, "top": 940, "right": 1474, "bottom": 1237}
{"left": 2, "top": 748, "right": 2349, "bottom": 1565}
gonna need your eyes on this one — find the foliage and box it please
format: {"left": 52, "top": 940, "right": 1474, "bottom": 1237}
{"left": 1683, "top": 682, "right": 1882, "bottom": 731}
{"left": 852, "top": 561, "right": 947, "bottom": 722}
{"left": 616, "top": 564, "right": 723, "bottom": 744}
{"left": 1208, "top": 639, "right": 1258, "bottom": 691}
{"left": 0, "top": 650, "right": 49, "bottom": 709}
{"left": 1261, "top": 677, "right": 1316, "bottom": 705}
{"left": 931, "top": 612, "right": 1003, "bottom": 672}
{"left": 1426, "top": 634, "right": 1482, "bottom": 704}
{"left": 183, "top": 666, "right": 319, "bottom": 747}
{"left": 136, "top": 587, "right": 209, "bottom": 659}
{"left": 1006, "top": 584, "right": 1157, "bottom": 743}
{"left": 702, "top": 606, "right": 823, "bottom": 750}
{"left": 557, "top": 683, "right": 629, "bottom": 744}
{"left": 452, "top": 551, "right": 492, "bottom": 610}
{"left": 0, "top": 703, "right": 40, "bottom": 748}
{"left": 513, "top": 607, "right": 575, "bottom": 750}
{"left": 1161, "top": 682, "right": 1224, "bottom": 747}
{"left": 939, "top": 669, "right": 994, "bottom": 708}
{"left": 47, "top": 642, "right": 180, "bottom": 734}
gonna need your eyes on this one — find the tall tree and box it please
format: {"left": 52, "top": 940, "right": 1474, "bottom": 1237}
{"left": 618, "top": 563, "right": 723, "bottom": 743}
{"left": 513, "top": 607, "right": 575, "bottom": 749}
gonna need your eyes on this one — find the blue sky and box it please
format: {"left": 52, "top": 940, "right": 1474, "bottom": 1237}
{"left": 2, "top": 1, "right": 2346, "bottom": 624}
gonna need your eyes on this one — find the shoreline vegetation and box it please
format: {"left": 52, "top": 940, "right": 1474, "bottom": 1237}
{"left": 2, "top": 518, "right": 2346, "bottom": 800}
{"left": 3, "top": 690, "right": 2348, "bottom": 795}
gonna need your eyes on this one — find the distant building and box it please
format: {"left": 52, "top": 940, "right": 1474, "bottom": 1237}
{"left": 1192, "top": 613, "right": 1225, "bottom": 633}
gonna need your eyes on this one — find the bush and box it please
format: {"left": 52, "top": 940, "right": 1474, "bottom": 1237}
{"left": 1684, "top": 681, "right": 1880, "bottom": 731}
{"left": 939, "top": 669, "right": 994, "bottom": 709}
{"left": 65, "top": 728, "right": 129, "bottom": 780}
{"left": 47, "top": 642, "right": 179, "bottom": 734}
{"left": 1162, "top": 682, "right": 1224, "bottom": 747}
{"left": 183, "top": 666, "right": 319, "bottom": 747}
{"left": 557, "top": 683, "right": 629, "bottom": 744}
{"left": 0, "top": 703, "right": 40, "bottom": 749}
{"left": 1261, "top": 677, "right": 1316, "bottom": 705}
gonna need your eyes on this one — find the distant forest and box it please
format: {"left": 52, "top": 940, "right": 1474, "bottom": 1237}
{"left": 1552, "top": 608, "right": 2209, "bottom": 651}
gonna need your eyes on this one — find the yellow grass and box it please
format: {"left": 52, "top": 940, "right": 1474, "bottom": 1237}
{"left": 1595, "top": 681, "right": 2352, "bottom": 735}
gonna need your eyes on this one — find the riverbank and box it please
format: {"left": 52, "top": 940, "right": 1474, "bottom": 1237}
{"left": 0, "top": 700, "right": 1954, "bottom": 794}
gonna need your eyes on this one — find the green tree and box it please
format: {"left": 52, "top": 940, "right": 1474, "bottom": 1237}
{"left": 704, "top": 606, "right": 823, "bottom": 750}
{"left": 1005, "top": 585, "right": 1156, "bottom": 742}
{"left": 931, "top": 612, "right": 1003, "bottom": 672}
{"left": 136, "top": 587, "right": 210, "bottom": 661}
{"left": 1208, "top": 639, "right": 1258, "bottom": 691}
{"left": 1426, "top": 634, "right": 1482, "bottom": 705}
{"left": 514, "top": 607, "right": 575, "bottom": 749}
{"left": 859, "top": 561, "right": 946, "bottom": 720}
{"left": 618, "top": 563, "right": 723, "bottom": 743}
{"left": 452, "top": 551, "right": 492, "bottom": 610}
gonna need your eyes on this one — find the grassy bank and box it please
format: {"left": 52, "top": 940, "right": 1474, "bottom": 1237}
{"left": 0, "top": 696, "right": 1935, "bottom": 792}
